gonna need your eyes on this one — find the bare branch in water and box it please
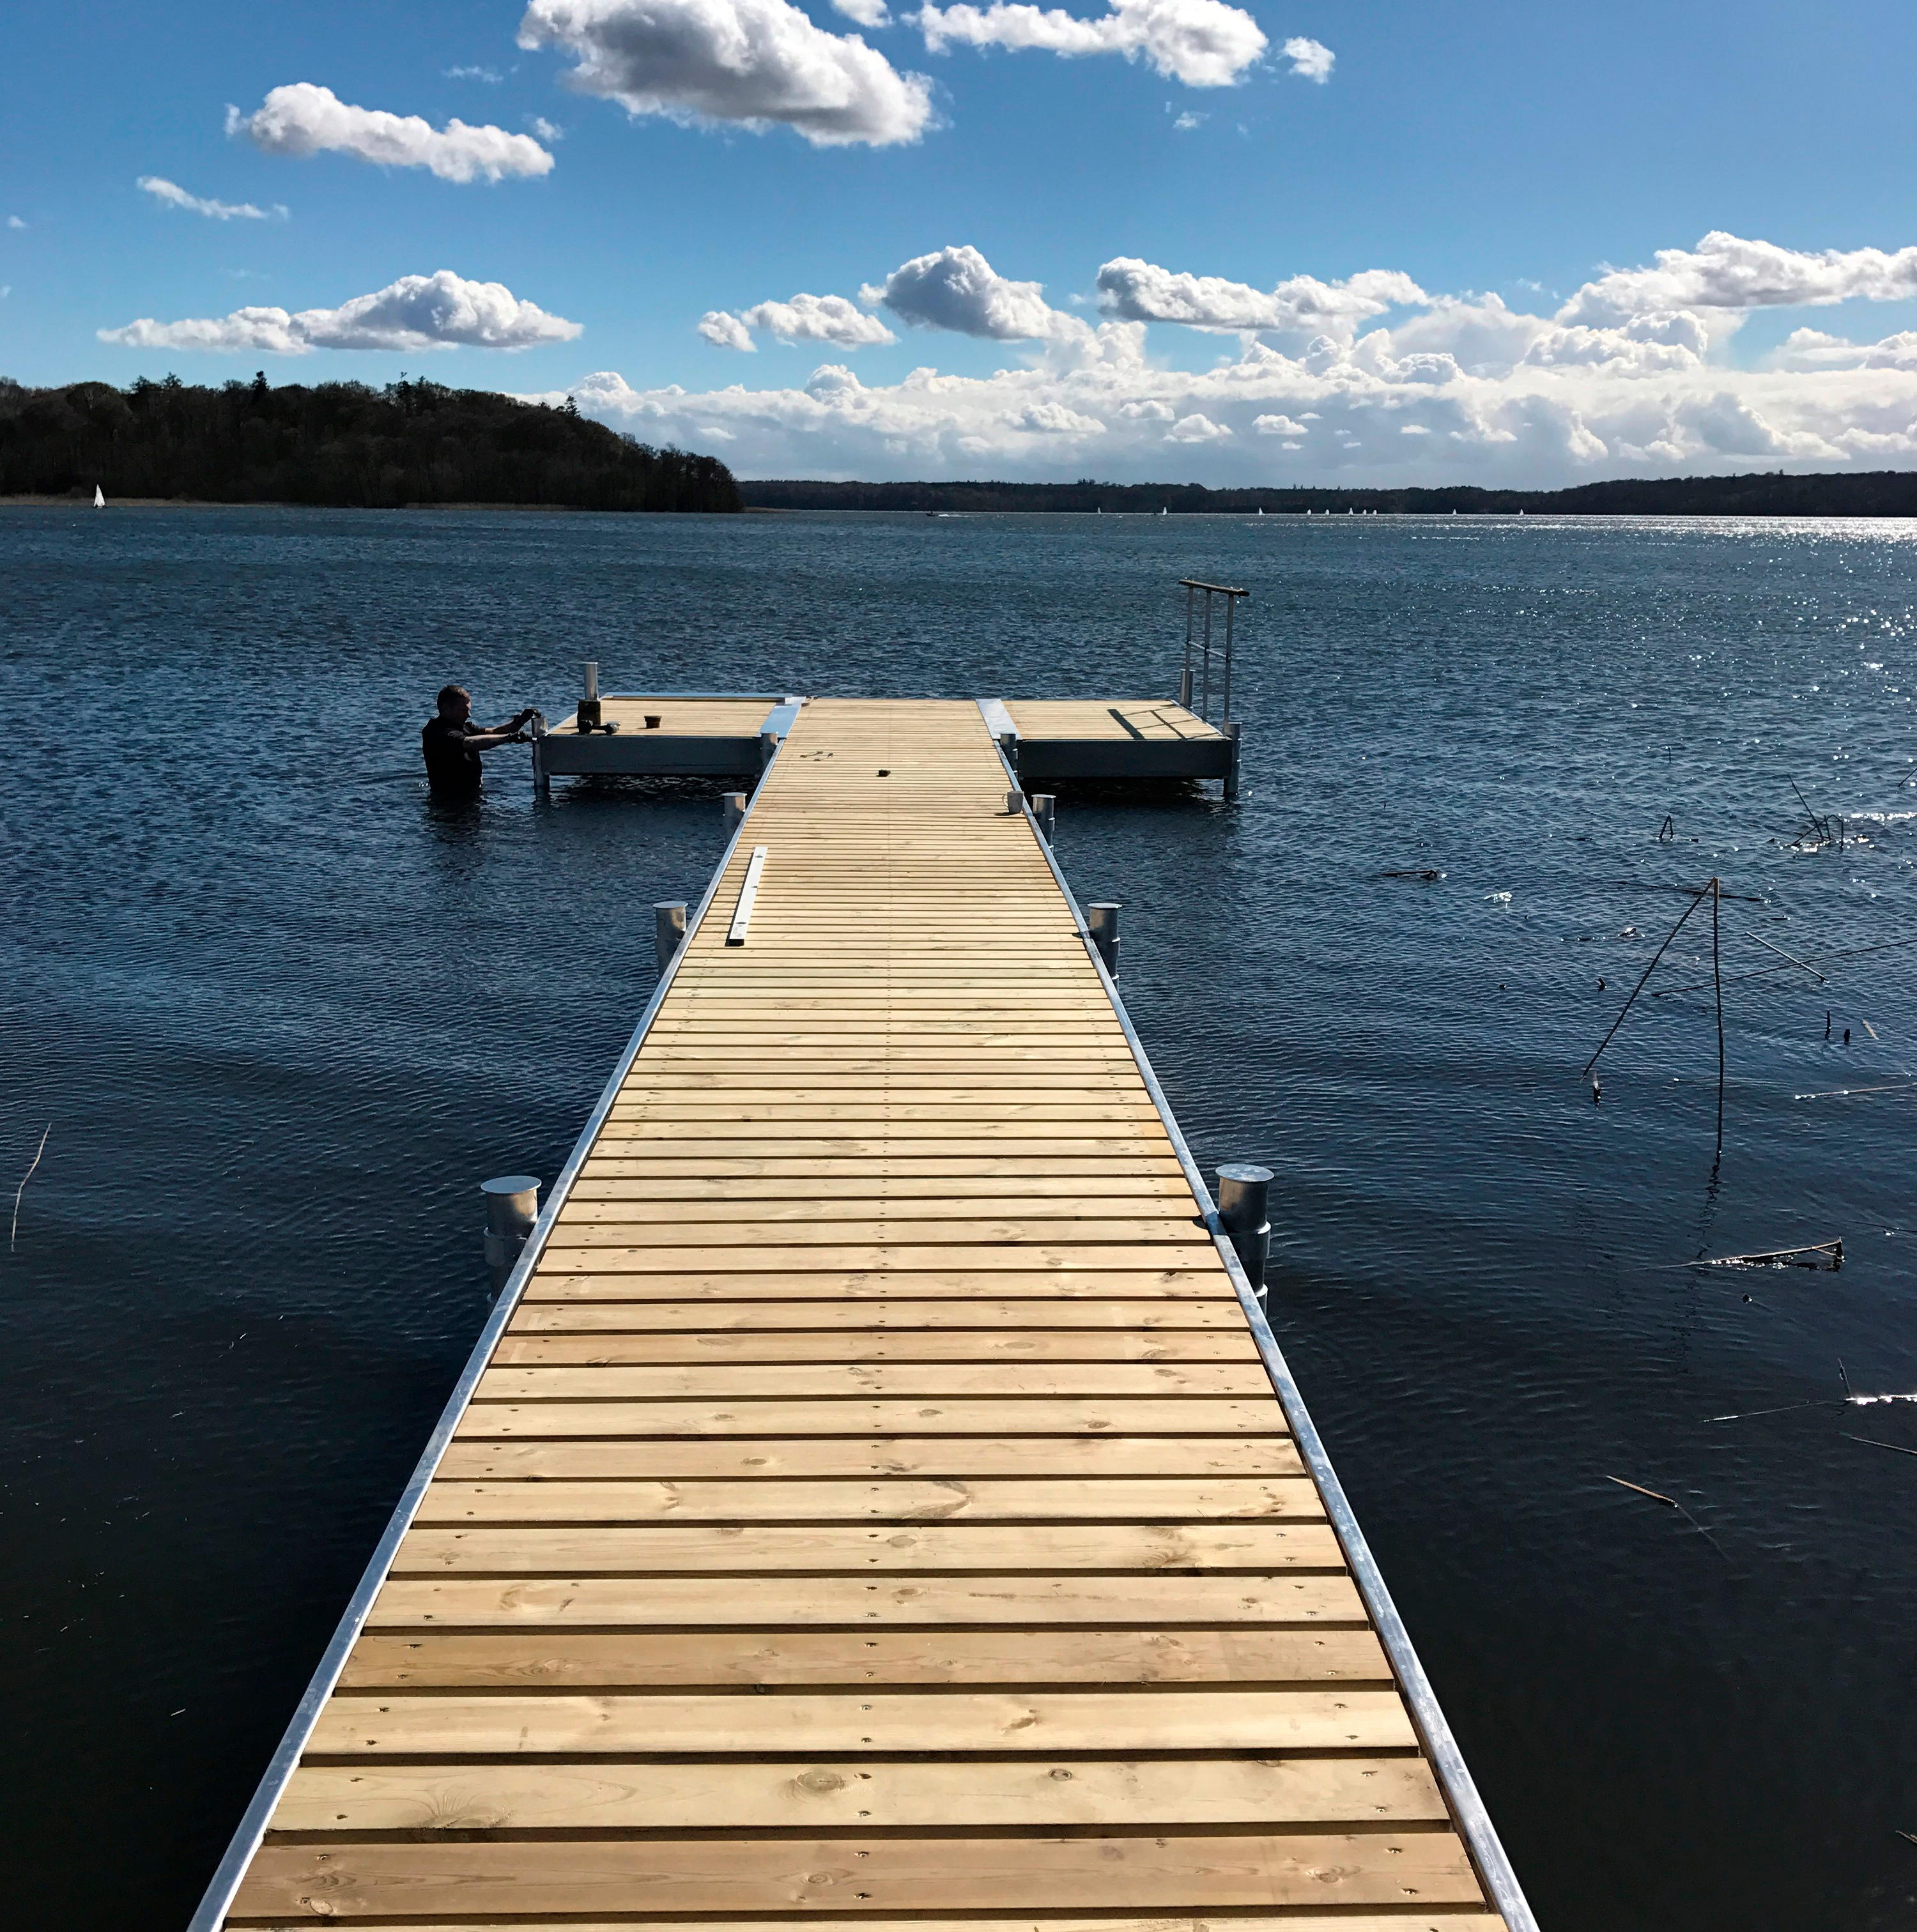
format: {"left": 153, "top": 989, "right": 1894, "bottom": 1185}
{"left": 10, "top": 1126, "right": 49, "bottom": 1254}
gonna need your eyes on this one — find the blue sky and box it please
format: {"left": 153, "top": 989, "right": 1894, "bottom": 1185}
{"left": 6, "top": 0, "right": 1917, "bottom": 483}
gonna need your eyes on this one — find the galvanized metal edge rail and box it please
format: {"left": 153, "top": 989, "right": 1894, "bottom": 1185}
{"left": 599, "top": 690, "right": 797, "bottom": 702}
{"left": 183, "top": 746, "right": 785, "bottom": 1932}
{"left": 981, "top": 709, "right": 1539, "bottom": 1932}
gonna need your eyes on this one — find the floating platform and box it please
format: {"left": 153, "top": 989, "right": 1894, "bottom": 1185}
{"left": 535, "top": 694, "right": 802, "bottom": 779}
{"left": 535, "top": 694, "right": 1236, "bottom": 787}
{"left": 194, "top": 698, "right": 1530, "bottom": 1931}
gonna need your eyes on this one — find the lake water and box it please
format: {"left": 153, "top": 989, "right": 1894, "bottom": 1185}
{"left": 3, "top": 505, "right": 1914, "bottom": 1928}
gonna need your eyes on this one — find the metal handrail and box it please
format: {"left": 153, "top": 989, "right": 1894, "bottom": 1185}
{"left": 1177, "top": 578, "right": 1249, "bottom": 723}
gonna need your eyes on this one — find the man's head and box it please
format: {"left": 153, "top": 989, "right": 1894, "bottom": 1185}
{"left": 436, "top": 684, "right": 472, "bottom": 722}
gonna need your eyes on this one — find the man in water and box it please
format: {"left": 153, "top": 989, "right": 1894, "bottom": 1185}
{"left": 422, "top": 684, "right": 536, "bottom": 797}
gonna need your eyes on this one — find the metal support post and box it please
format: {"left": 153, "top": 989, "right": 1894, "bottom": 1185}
{"left": 1222, "top": 595, "right": 1235, "bottom": 721}
{"left": 758, "top": 730, "right": 778, "bottom": 770}
{"left": 654, "top": 901, "right": 687, "bottom": 975}
{"left": 530, "top": 732, "right": 549, "bottom": 801}
{"left": 723, "top": 792, "right": 748, "bottom": 835}
{"left": 1086, "top": 902, "right": 1121, "bottom": 977}
{"left": 997, "top": 730, "right": 1019, "bottom": 770}
{"left": 1180, "top": 583, "right": 1195, "bottom": 708}
{"left": 481, "top": 1174, "right": 540, "bottom": 1294}
{"left": 1031, "top": 794, "right": 1056, "bottom": 843}
{"left": 1215, "top": 1163, "right": 1274, "bottom": 1296}
{"left": 578, "top": 661, "right": 602, "bottom": 733}
{"left": 1224, "top": 720, "right": 1243, "bottom": 801}
{"left": 1201, "top": 595, "right": 1213, "bottom": 721}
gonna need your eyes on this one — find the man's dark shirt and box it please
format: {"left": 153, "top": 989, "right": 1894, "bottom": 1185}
{"left": 422, "top": 715, "right": 486, "bottom": 795}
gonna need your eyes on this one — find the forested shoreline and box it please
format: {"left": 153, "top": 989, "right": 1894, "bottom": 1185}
{"left": 0, "top": 375, "right": 742, "bottom": 512}
{"left": 741, "top": 471, "right": 1917, "bottom": 516}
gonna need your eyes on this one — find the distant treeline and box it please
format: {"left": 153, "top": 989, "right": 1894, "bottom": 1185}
{"left": 741, "top": 471, "right": 1917, "bottom": 517}
{"left": 0, "top": 374, "right": 742, "bottom": 512}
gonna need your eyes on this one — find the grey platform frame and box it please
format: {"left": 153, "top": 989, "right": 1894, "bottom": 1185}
{"left": 534, "top": 693, "right": 803, "bottom": 778}
{"left": 980, "top": 694, "right": 1235, "bottom": 783}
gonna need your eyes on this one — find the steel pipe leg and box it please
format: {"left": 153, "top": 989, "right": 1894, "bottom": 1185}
{"left": 723, "top": 792, "right": 748, "bottom": 835}
{"left": 1224, "top": 720, "right": 1243, "bottom": 801}
{"left": 1086, "top": 902, "right": 1121, "bottom": 977}
{"left": 1215, "top": 1163, "right": 1274, "bottom": 1296}
{"left": 481, "top": 1174, "right": 540, "bottom": 1295}
{"left": 654, "top": 900, "right": 687, "bottom": 975}
{"left": 1031, "top": 794, "right": 1056, "bottom": 843}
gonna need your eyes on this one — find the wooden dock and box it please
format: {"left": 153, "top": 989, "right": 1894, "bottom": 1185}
{"left": 196, "top": 698, "right": 1530, "bottom": 1929}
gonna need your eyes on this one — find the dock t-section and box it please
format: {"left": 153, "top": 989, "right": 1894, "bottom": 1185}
{"left": 203, "top": 697, "right": 1525, "bottom": 1930}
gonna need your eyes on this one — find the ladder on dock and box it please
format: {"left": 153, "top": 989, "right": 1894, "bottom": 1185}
{"left": 196, "top": 698, "right": 1531, "bottom": 1930}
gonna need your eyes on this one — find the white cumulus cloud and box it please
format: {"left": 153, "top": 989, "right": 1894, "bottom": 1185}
{"left": 752, "top": 292, "right": 898, "bottom": 346}
{"left": 1097, "top": 257, "right": 1428, "bottom": 336}
{"left": 8, "top": 216, "right": 29, "bottom": 230}
{"left": 1767, "top": 327, "right": 1917, "bottom": 372}
{"left": 1560, "top": 230, "right": 1917, "bottom": 327}
{"left": 1166, "top": 411, "right": 1231, "bottom": 441}
{"left": 99, "top": 270, "right": 581, "bottom": 354}
{"left": 915, "top": 0, "right": 1266, "bottom": 88}
{"left": 834, "top": 0, "right": 893, "bottom": 22}
{"left": 137, "top": 176, "right": 286, "bottom": 222}
{"left": 863, "top": 243, "right": 1079, "bottom": 340}
{"left": 227, "top": 83, "right": 555, "bottom": 181}
{"left": 703, "top": 292, "right": 898, "bottom": 348}
{"left": 554, "top": 228, "right": 1917, "bottom": 487}
{"left": 445, "top": 64, "right": 505, "bottom": 82}
{"left": 518, "top": 0, "right": 935, "bottom": 146}
{"left": 699, "top": 309, "right": 758, "bottom": 350}
{"left": 1281, "top": 34, "right": 1332, "bottom": 80}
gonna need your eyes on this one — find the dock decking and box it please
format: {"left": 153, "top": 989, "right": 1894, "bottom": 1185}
{"left": 198, "top": 698, "right": 1527, "bottom": 1930}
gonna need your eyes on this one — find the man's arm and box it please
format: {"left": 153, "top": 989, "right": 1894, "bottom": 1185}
{"left": 482, "top": 707, "right": 538, "bottom": 735}
{"left": 463, "top": 728, "right": 528, "bottom": 751}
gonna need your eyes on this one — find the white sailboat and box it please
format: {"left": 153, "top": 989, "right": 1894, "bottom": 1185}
{"left": 93, "top": 485, "right": 105, "bottom": 508}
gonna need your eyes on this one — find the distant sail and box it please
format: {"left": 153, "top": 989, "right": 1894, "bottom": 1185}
{"left": 93, "top": 485, "right": 105, "bottom": 508}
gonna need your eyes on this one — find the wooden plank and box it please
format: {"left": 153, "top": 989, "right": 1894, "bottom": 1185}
{"left": 534, "top": 1246, "right": 1229, "bottom": 1275}
{"left": 275, "top": 1751, "right": 1444, "bottom": 1832}
{"left": 472, "top": 1362, "right": 1273, "bottom": 1399}
{"left": 490, "top": 1331, "right": 1261, "bottom": 1362}
{"left": 578, "top": 1157, "right": 1190, "bottom": 1179}
{"left": 388, "top": 1522, "right": 1344, "bottom": 1574}
{"left": 231, "top": 1832, "right": 1485, "bottom": 1919}
{"left": 238, "top": 1917, "right": 1502, "bottom": 1932}
{"left": 415, "top": 1476, "right": 1321, "bottom": 1524}
{"left": 505, "top": 1300, "right": 1250, "bottom": 1331}
{"left": 546, "top": 1220, "right": 1213, "bottom": 1249}
{"left": 523, "top": 1269, "right": 1233, "bottom": 1301}
{"left": 571, "top": 1170, "right": 1192, "bottom": 1193}
{"left": 307, "top": 1687, "right": 1412, "bottom": 1756}
{"left": 454, "top": 1399, "right": 1284, "bottom": 1438}
{"left": 587, "top": 1136, "right": 1182, "bottom": 1151}
{"left": 366, "top": 1572, "right": 1369, "bottom": 1628}
{"left": 559, "top": 1196, "right": 1205, "bottom": 1225}
{"left": 436, "top": 1437, "right": 1304, "bottom": 1480}
{"left": 337, "top": 1627, "right": 1390, "bottom": 1689}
